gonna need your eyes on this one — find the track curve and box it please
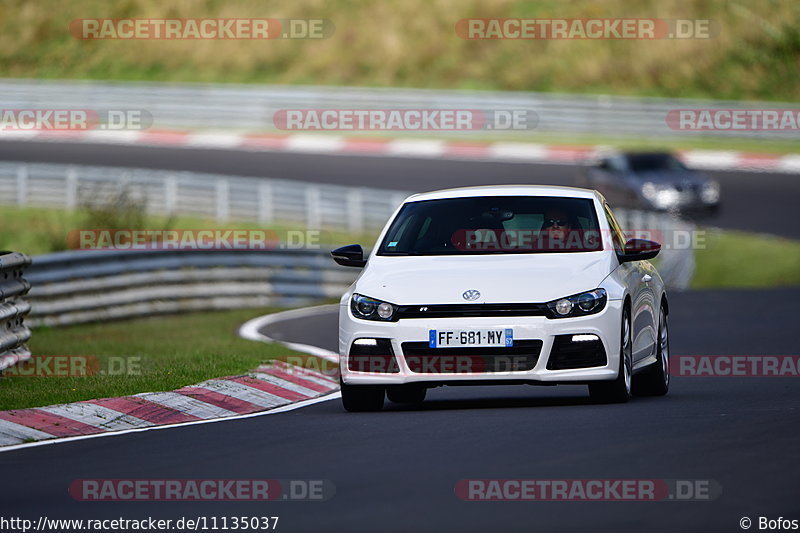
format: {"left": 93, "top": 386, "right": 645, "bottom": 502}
{"left": 1, "top": 288, "right": 798, "bottom": 532}
{"left": 1, "top": 139, "right": 798, "bottom": 239}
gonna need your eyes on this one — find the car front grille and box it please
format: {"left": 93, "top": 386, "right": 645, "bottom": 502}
{"left": 401, "top": 340, "right": 542, "bottom": 373}
{"left": 395, "top": 303, "right": 548, "bottom": 320}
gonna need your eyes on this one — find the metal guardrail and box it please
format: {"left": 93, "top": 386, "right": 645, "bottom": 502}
{"left": 1, "top": 79, "right": 797, "bottom": 140}
{"left": 26, "top": 249, "right": 357, "bottom": 327}
{"left": 0, "top": 251, "right": 32, "bottom": 371}
{"left": 0, "top": 162, "right": 407, "bottom": 232}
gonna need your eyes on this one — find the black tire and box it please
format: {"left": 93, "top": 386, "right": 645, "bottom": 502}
{"left": 340, "top": 378, "right": 385, "bottom": 412}
{"left": 633, "top": 305, "right": 670, "bottom": 397}
{"left": 386, "top": 385, "right": 427, "bottom": 404}
{"left": 589, "top": 306, "right": 632, "bottom": 404}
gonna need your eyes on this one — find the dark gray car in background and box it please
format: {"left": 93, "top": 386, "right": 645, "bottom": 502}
{"left": 578, "top": 151, "right": 720, "bottom": 213}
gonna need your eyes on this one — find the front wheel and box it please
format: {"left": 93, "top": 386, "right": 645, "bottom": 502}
{"left": 633, "top": 305, "right": 670, "bottom": 397}
{"left": 340, "top": 378, "right": 385, "bottom": 412}
{"left": 588, "top": 306, "right": 632, "bottom": 404}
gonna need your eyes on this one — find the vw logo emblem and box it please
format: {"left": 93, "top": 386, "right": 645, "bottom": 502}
{"left": 462, "top": 289, "right": 481, "bottom": 301}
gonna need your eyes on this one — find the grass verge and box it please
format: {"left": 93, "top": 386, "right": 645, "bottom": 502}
{"left": 0, "top": 308, "right": 301, "bottom": 411}
{"left": 692, "top": 230, "right": 800, "bottom": 289}
{"left": 0, "top": 205, "right": 380, "bottom": 256}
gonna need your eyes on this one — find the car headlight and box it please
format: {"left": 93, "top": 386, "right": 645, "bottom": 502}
{"left": 641, "top": 182, "right": 659, "bottom": 199}
{"left": 701, "top": 181, "right": 720, "bottom": 204}
{"left": 546, "top": 289, "right": 607, "bottom": 319}
{"left": 641, "top": 182, "right": 680, "bottom": 209}
{"left": 351, "top": 293, "right": 397, "bottom": 321}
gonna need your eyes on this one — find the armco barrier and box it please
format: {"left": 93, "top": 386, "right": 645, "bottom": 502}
{"left": 25, "top": 249, "right": 358, "bottom": 327}
{"left": 0, "top": 162, "right": 407, "bottom": 232}
{"left": 0, "top": 79, "right": 797, "bottom": 140}
{"left": 0, "top": 251, "right": 32, "bottom": 371}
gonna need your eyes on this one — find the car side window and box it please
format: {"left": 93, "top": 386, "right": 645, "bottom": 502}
{"left": 603, "top": 203, "right": 626, "bottom": 253}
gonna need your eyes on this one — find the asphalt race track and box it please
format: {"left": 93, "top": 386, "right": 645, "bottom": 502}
{"left": 1, "top": 142, "right": 798, "bottom": 532}
{"left": 1, "top": 288, "right": 798, "bottom": 532}
{"left": 0, "top": 140, "right": 799, "bottom": 239}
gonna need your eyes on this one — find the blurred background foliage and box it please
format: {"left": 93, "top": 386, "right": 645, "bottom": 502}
{"left": 0, "top": 0, "right": 797, "bottom": 100}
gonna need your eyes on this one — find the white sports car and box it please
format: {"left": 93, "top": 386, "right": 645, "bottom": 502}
{"left": 332, "top": 185, "right": 670, "bottom": 412}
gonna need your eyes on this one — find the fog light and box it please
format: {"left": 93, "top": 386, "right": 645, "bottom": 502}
{"left": 555, "top": 299, "right": 573, "bottom": 316}
{"left": 353, "top": 338, "right": 378, "bottom": 346}
{"left": 572, "top": 334, "right": 599, "bottom": 342}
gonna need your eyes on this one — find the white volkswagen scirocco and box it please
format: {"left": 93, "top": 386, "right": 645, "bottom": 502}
{"left": 332, "top": 185, "right": 670, "bottom": 411}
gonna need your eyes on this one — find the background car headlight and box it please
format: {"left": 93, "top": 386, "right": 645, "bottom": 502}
{"left": 351, "top": 294, "right": 397, "bottom": 321}
{"left": 641, "top": 182, "right": 680, "bottom": 209}
{"left": 701, "top": 181, "right": 720, "bottom": 204}
{"left": 546, "top": 289, "right": 607, "bottom": 318}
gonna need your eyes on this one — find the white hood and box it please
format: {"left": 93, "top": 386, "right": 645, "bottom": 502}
{"left": 356, "top": 252, "right": 614, "bottom": 304}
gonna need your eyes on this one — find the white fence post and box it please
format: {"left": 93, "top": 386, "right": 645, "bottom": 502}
{"left": 305, "top": 186, "right": 322, "bottom": 229}
{"left": 65, "top": 167, "right": 78, "bottom": 210}
{"left": 15, "top": 165, "right": 27, "bottom": 206}
{"left": 346, "top": 189, "right": 364, "bottom": 234}
{"left": 258, "top": 181, "right": 274, "bottom": 225}
{"left": 165, "top": 175, "right": 178, "bottom": 215}
{"left": 216, "top": 179, "right": 230, "bottom": 222}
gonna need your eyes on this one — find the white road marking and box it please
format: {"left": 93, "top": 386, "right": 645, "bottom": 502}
{"left": 197, "top": 379, "right": 293, "bottom": 408}
{"left": 0, "top": 420, "right": 54, "bottom": 445}
{"left": 38, "top": 403, "right": 152, "bottom": 431}
{"left": 285, "top": 134, "right": 345, "bottom": 152}
{"left": 249, "top": 372, "right": 322, "bottom": 397}
{"left": 184, "top": 131, "right": 244, "bottom": 148}
{"left": 489, "top": 142, "right": 549, "bottom": 160}
{"left": 138, "top": 391, "right": 239, "bottom": 419}
{"left": 238, "top": 304, "right": 339, "bottom": 362}
{"left": 387, "top": 139, "right": 446, "bottom": 157}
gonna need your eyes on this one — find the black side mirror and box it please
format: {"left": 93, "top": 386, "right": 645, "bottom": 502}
{"left": 618, "top": 239, "right": 661, "bottom": 263}
{"left": 331, "top": 244, "right": 367, "bottom": 268}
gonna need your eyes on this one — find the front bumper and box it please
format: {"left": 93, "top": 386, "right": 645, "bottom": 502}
{"left": 339, "top": 299, "right": 623, "bottom": 385}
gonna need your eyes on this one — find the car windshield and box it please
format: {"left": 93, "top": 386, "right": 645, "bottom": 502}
{"left": 378, "top": 196, "right": 603, "bottom": 255}
{"left": 627, "top": 153, "right": 687, "bottom": 172}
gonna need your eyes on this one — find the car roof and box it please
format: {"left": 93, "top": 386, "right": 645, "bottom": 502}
{"left": 403, "top": 184, "right": 603, "bottom": 203}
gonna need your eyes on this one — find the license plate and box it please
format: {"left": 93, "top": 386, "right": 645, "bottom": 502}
{"left": 429, "top": 329, "right": 513, "bottom": 348}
